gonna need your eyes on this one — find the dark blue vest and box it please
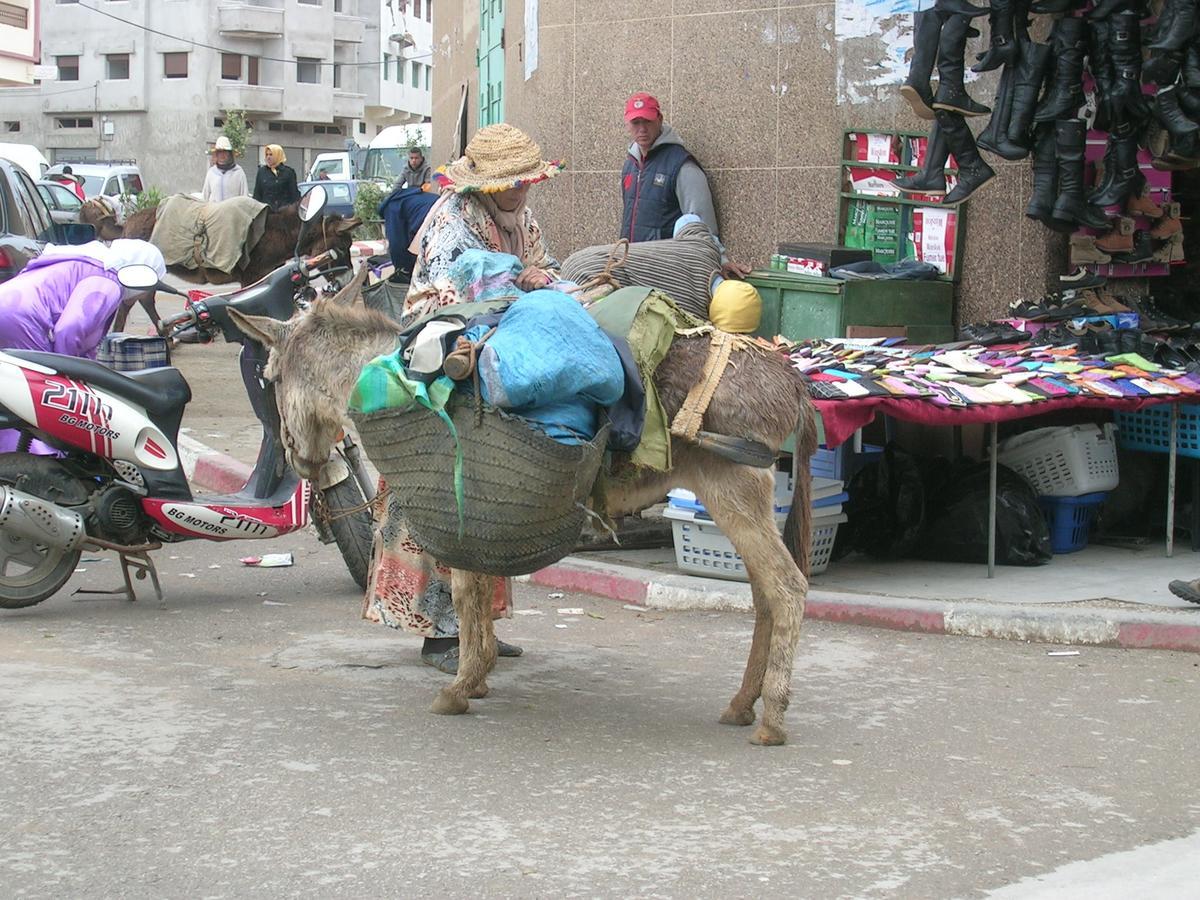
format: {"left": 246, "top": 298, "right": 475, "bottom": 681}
{"left": 620, "top": 143, "right": 695, "bottom": 243}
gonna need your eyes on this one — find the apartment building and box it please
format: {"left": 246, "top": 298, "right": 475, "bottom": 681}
{"left": 361, "top": 0, "right": 432, "bottom": 139}
{"left": 0, "top": 0, "right": 37, "bottom": 87}
{"left": 0, "top": 0, "right": 425, "bottom": 193}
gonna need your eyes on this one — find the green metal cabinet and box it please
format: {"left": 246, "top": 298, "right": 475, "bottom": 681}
{"left": 747, "top": 270, "right": 955, "bottom": 345}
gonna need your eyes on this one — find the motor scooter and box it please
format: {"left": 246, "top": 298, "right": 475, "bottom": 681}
{"left": 0, "top": 185, "right": 376, "bottom": 609}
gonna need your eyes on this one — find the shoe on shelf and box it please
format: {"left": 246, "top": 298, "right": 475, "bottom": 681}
{"left": 1150, "top": 215, "right": 1183, "bottom": 239}
{"left": 1095, "top": 228, "right": 1135, "bottom": 255}
{"left": 1126, "top": 189, "right": 1165, "bottom": 219}
{"left": 1059, "top": 266, "right": 1108, "bottom": 290}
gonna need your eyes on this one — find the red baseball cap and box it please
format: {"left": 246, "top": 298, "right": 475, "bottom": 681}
{"left": 624, "top": 93, "right": 662, "bottom": 122}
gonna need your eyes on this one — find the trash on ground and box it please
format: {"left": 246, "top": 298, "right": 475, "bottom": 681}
{"left": 555, "top": 623, "right": 568, "bottom": 629}
{"left": 513, "top": 609, "right": 545, "bottom": 616}
{"left": 74, "top": 568, "right": 86, "bottom": 574}
{"left": 586, "top": 611, "right": 606, "bottom": 620}
{"left": 557, "top": 608, "right": 584, "bottom": 616}
{"left": 263, "top": 600, "right": 290, "bottom": 606}
{"left": 178, "top": 573, "right": 196, "bottom": 578}
{"left": 82, "top": 557, "right": 103, "bottom": 562}
{"left": 623, "top": 604, "right": 644, "bottom": 611}
{"left": 1047, "top": 650, "right": 1081, "bottom": 657}
{"left": 208, "top": 564, "right": 221, "bottom": 569}
{"left": 547, "top": 592, "right": 565, "bottom": 600}
{"left": 240, "top": 553, "right": 294, "bottom": 568}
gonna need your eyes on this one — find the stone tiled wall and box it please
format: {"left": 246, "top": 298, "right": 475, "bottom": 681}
{"left": 432, "top": 1, "right": 1069, "bottom": 325}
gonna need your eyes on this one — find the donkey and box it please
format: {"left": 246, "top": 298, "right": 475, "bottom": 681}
{"left": 231, "top": 285, "right": 818, "bottom": 746}
{"left": 81, "top": 199, "right": 361, "bottom": 287}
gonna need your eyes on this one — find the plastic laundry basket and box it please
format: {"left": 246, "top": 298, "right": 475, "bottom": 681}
{"left": 998, "top": 424, "right": 1119, "bottom": 497}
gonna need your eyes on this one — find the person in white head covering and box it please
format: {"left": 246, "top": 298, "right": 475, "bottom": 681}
{"left": 203, "top": 136, "right": 249, "bottom": 202}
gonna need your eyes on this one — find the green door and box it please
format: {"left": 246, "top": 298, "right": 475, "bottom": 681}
{"left": 479, "top": 0, "right": 504, "bottom": 126}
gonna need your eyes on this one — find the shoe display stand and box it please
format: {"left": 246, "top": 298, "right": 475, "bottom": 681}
{"left": 838, "top": 129, "right": 966, "bottom": 282}
{"left": 1071, "top": 132, "right": 1177, "bottom": 279}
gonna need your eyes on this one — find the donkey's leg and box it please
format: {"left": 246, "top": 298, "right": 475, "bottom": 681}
{"left": 430, "top": 569, "right": 494, "bottom": 715}
{"left": 697, "top": 461, "right": 808, "bottom": 746}
{"left": 718, "top": 580, "right": 772, "bottom": 727}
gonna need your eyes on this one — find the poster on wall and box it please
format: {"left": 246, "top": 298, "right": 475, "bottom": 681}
{"left": 525, "top": 0, "right": 539, "bottom": 80}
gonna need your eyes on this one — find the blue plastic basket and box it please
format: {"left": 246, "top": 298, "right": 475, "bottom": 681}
{"left": 1037, "top": 492, "right": 1107, "bottom": 554}
{"left": 810, "top": 443, "right": 883, "bottom": 482}
{"left": 1114, "top": 404, "right": 1200, "bottom": 460}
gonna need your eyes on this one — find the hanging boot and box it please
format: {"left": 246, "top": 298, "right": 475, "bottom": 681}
{"left": 977, "top": 66, "right": 1019, "bottom": 157}
{"left": 1033, "top": 17, "right": 1086, "bottom": 122}
{"left": 1004, "top": 39, "right": 1052, "bottom": 154}
{"left": 938, "top": 110, "right": 997, "bottom": 203}
{"left": 901, "top": 9, "right": 949, "bottom": 120}
{"left": 932, "top": 15, "right": 992, "bottom": 116}
{"left": 1086, "top": 0, "right": 1141, "bottom": 20}
{"left": 1109, "top": 11, "right": 1152, "bottom": 125}
{"left": 1051, "top": 119, "right": 1113, "bottom": 229}
{"left": 1089, "top": 120, "right": 1146, "bottom": 207}
{"left": 1155, "top": 84, "right": 1200, "bottom": 159}
{"left": 1025, "top": 123, "right": 1061, "bottom": 226}
{"left": 1183, "top": 43, "right": 1200, "bottom": 90}
{"left": 934, "top": 0, "right": 992, "bottom": 18}
{"left": 1087, "top": 19, "right": 1117, "bottom": 133}
{"left": 973, "top": 0, "right": 1018, "bottom": 72}
{"left": 1148, "top": 0, "right": 1198, "bottom": 53}
{"left": 897, "top": 123, "right": 951, "bottom": 194}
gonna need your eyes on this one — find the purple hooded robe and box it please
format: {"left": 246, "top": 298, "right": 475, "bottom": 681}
{"left": 0, "top": 255, "right": 123, "bottom": 358}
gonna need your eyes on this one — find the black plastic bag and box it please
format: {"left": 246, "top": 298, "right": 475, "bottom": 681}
{"left": 837, "top": 443, "right": 926, "bottom": 559}
{"left": 917, "top": 459, "right": 1051, "bottom": 566}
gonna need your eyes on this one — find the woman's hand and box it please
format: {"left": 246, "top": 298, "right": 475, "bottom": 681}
{"left": 721, "top": 260, "right": 752, "bottom": 280}
{"left": 516, "top": 266, "right": 552, "bottom": 290}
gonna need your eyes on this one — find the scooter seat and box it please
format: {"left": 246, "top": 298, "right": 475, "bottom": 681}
{"left": 7, "top": 351, "right": 192, "bottom": 417}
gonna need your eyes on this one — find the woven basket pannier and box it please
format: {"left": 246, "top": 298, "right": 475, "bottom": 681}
{"left": 352, "top": 399, "right": 609, "bottom": 576}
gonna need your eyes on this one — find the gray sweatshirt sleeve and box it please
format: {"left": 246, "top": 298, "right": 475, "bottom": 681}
{"left": 675, "top": 161, "right": 720, "bottom": 237}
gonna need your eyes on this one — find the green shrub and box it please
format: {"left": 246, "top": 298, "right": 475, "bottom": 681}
{"left": 353, "top": 180, "right": 384, "bottom": 240}
{"left": 120, "top": 185, "right": 164, "bottom": 218}
{"left": 222, "top": 109, "right": 251, "bottom": 158}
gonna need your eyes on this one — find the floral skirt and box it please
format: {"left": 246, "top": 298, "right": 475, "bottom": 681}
{"left": 362, "top": 481, "right": 510, "bottom": 637}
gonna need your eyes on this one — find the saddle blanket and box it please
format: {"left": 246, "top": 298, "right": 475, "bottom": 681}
{"left": 150, "top": 194, "right": 268, "bottom": 273}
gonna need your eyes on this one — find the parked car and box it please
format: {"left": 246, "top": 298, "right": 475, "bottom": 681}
{"left": 44, "top": 160, "right": 145, "bottom": 205}
{"left": 0, "top": 142, "right": 51, "bottom": 181}
{"left": 36, "top": 179, "right": 84, "bottom": 225}
{"left": 299, "top": 179, "right": 358, "bottom": 218}
{"left": 0, "top": 158, "right": 95, "bottom": 283}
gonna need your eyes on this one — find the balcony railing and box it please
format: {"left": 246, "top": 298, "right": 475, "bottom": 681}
{"left": 217, "top": 83, "right": 284, "bottom": 115}
{"left": 332, "top": 90, "right": 366, "bottom": 119}
{"left": 333, "top": 14, "right": 366, "bottom": 44}
{"left": 217, "top": 3, "right": 284, "bottom": 38}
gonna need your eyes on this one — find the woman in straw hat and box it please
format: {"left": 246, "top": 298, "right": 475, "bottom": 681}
{"left": 403, "top": 123, "right": 564, "bottom": 322}
{"left": 364, "top": 125, "right": 564, "bottom": 674}
{"left": 202, "top": 135, "right": 248, "bottom": 203}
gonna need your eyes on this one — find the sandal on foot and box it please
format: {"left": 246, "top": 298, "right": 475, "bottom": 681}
{"left": 421, "top": 645, "right": 460, "bottom": 674}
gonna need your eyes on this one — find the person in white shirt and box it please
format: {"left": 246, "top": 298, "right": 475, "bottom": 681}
{"left": 201, "top": 136, "right": 249, "bottom": 202}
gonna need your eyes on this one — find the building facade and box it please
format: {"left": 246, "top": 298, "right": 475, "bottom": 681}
{"left": 0, "top": 0, "right": 37, "bottom": 87}
{"left": 431, "top": 1, "right": 1064, "bottom": 324}
{"left": 361, "top": 0, "right": 433, "bottom": 139}
{"left": 0, "top": 0, "right": 430, "bottom": 194}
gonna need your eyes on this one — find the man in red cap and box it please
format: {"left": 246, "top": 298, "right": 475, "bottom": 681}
{"left": 621, "top": 93, "right": 748, "bottom": 277}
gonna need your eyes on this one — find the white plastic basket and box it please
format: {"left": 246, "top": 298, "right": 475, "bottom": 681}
{"left": 997, "top": 423, "right": 1119, "bottom": 497}
{"left": 663, "top": 507, "right": 848, "bottom": 581}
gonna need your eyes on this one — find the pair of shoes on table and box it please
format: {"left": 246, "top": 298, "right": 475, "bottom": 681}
{"left": 421, "top": 638, "right": 525, "bottom": 675}
{"left": 1008, "top": 290, "right": 1091, "bottom": 322}
{"left": 1127, "top": 297, "right": 1191, "bottom": 332}
{"left": 959, "top": 322, "right": 1033, "bottom": 345}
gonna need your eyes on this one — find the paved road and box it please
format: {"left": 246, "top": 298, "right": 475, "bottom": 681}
{"left": 1, "top": 539, "right": 1199, "bottom": 898}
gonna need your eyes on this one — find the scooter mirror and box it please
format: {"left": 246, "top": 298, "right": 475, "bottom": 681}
{"left": 117, "top": 264, "right": 161, "bottom": 291}
{"left": 299, "top": 185, "right": 328, "bottom": 223}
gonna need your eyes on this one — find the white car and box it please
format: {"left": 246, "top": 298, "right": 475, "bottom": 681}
{"left": 44, "top": 161, "right": 145, "bottom": 205}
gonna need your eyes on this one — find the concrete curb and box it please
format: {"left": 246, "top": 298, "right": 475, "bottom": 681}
{"left": 522, "top": 557, "right": 1200, "bottom": 654}
{"left": 177, "top": 434, "right": 254, "bottom": 494}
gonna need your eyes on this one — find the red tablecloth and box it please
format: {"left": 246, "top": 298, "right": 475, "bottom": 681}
{"left": 814, "top": 395, "right": 1181, "bottom": 449}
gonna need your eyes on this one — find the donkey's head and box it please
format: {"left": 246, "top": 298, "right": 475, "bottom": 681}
{"left": 229, "top": 266, "right": 400, "bottom": 479}
{"left": 78, "top": 198, "right": 124, "bottom": 242}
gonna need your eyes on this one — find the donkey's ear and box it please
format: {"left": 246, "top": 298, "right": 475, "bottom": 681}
{"left": 336, "top": 216, "right": 362, "bottom": 234}
{"left": 325, "top": 262, "right": 369, "bottom": 308}
{"left": 228, "top": 309, "right": 291, "bottom": 347}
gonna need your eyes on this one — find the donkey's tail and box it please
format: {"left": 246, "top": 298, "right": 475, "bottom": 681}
{"left": 781, "top": 406, "right": 819, "bottom": 578}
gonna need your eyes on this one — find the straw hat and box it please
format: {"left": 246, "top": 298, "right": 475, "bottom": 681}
{"left": 210, "top": 135, "right": 234, "bottom": 153}
{"left": 437, "top": 124, "right": 564, "bottom": 194}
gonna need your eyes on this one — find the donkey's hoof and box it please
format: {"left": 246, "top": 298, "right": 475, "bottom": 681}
{"left": 468, "top": 681, "right": 490, "bottom": 700}
{"left": 750, "top": 725, "right": 787, "bottom": 746}
{"left": 719, "top": 705, "right": 756, "bottom": 727}
{"left": 430, "top": 689, "right": 470, "bottom": 716}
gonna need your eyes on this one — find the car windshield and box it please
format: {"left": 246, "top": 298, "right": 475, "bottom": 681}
{"left": 361, "top": 147, "right": 404, "bottom": 181}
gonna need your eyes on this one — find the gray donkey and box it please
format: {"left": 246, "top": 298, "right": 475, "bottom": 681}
{"left": 231, "top": 282, "right": 817, "bottom": 746}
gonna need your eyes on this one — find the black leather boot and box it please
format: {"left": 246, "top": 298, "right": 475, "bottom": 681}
{"left": 1155, "top": 84, "right": 1200, "bottom": 158}
{"left": 1087, "top": 18, "right": 1116, "bottom": 132}
{"left": 1034, "top": 17, "right": 1086, "bottom": 122}
{"left": 1180, "top": 86, "right": 1200, "bottom": 119}
{"left": 1025, "top": 124, "right": 1064, "bottom": 227}
{"left": 1086, "top": 0, "right": 1141, "bottom": 19}
{"left": 1149, "top": 0, "right": 1198, "bottom": 52}
{"left": 1184, "top": 43, "right": 1200, "bottom": 89}
{"left": 1051, "top": 119, "right": 1113, "bottom": 228}
{"left": 1144, "top": 51, "right": 1185, "bottom": 86}
{"left": 1006, "top": 39, "right": 1052, "bottom": 152}
{"left": 933, "top": 15, "right": 992, "bottom": 116}
{"left": 973, "top": 0, "right": 1018, "bottom": 72}
{"left": 938, "top": 111, "right": 997, "bottom": 203}
{"left": 1089, "top": 136, "right": 1119, "bottom": 205}
{"left": 1089, "top": 121, "right": 1146, "bottom": 207}
{"left": 978, "top": 66, "right": 1018, "bottom": 157}
{"left": 901, "top": 9, "right": 949, "bottom": 119}
{"left": 897, "top": 123, "right": 951, "bottom": 194}
{"left": 934, "top": 0, "right": 991, "bottom": 17}
{"left": 1109, "top": 11, "right": 1152, "bottom": 124}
